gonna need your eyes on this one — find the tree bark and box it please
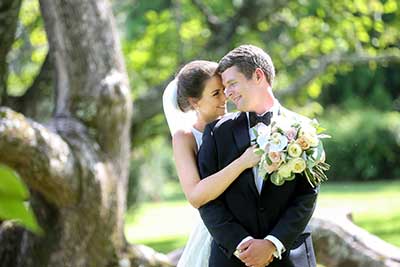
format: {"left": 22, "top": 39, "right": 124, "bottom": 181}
{"left": 0, "top": 0, "right": 135, "bottom": 265}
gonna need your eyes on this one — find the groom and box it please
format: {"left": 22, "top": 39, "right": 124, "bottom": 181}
{"left": 198, "top": 45, "right": 318, "bottom": 267}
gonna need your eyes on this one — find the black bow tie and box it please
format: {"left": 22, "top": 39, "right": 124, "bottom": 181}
{"left": 249, "top": 111, "right": 273, "bottom": 128}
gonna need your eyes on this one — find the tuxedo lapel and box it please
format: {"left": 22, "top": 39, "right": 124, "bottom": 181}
{"left": 232, "top": 112, "right": 250, "bottom": 153}
{"left": 232, "top": 112, "right": 259, "bottom": 197}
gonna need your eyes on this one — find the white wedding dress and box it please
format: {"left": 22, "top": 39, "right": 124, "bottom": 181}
{"left": 162, "top": 79, "right": 212, "bottom": 267}
{"left": 177, "top": 126, "right": 212, "bottom": 267}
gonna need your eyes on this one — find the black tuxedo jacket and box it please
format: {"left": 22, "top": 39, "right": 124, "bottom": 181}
{"left": 198, "top": 110, "right": 318, "bottom": 267}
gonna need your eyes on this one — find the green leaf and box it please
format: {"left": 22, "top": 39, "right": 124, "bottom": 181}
{"left": 316, "top": 126, "right": 326, "bottom": 134}
{"left": 0, "top": 165, "right": 42, "bottom": 234}
{"left": 266, "top": 156, "right": 273, "bottom": 165}
{"left": 315, "top": 142, "right": 324, "bottom": 162}
{"left": 254, "top": 148, "right": 264, "bottom": 156}
{"left": 0, "top": 164, "right": 29, "bottom": 199}
{"left": 306, "top": 158, "right": 316, "bottom": 169}
{"left": 252, "top": 128, "right": 258, "bottom": 137}
{"left": 0, "top": 197, "right": 42, "bottom": 234}
{"left": 285, "top": 173, "right": 296, "bottom": 181}
{"left": 270, "top": 173, "right": 285, "bottom": 186}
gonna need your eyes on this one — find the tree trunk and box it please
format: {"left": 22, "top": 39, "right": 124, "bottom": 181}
{"left": 0, "top": 0, "right": 134, "bottom": 265}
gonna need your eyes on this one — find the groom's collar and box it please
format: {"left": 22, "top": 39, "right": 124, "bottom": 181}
{"left": 245, "top": 98, "right": 281, "bottom": 126}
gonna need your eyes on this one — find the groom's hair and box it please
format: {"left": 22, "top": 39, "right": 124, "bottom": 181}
{"left": 217, "top": 44, "right": 275, "bottom": 87}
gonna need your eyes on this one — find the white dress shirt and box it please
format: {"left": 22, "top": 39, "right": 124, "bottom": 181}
{"left": 235, "top": 99, "right": 286, "bottom": 259}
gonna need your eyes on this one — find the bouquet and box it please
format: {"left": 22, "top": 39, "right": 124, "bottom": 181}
{"left": 253, "top": 115, "right": 330, "bottom": 187}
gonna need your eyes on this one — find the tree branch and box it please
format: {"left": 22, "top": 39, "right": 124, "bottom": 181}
{"left": 277, "top": 49, "right": 400, "bottom": 98}
{"left": 190, "top": 0, "right": 221, "bottom": 32}
{"left": 202, "top": 0, "right": 289, "bottom": 54}
{"left": 132, "top": 79, "right": 171, "bottom": 127}
{"left": 0, "top": 107, "right": 79, "bottom": 207}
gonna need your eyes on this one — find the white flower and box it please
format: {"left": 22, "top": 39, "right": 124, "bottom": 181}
{"left": 304, "top": 133, "right": 319, "bottom": 147}
{"left": 269, "top": 132, "right": 288, "bottom": 152}
{"left": 298, "top": 123, "right": 317, "bottom": 137}
{"left": 256, "top": 134, "right": 269, "bottom": 150}
{"left": 255, "top": 124, "right": 272, "bottom": 150}
{"left": 289, "top": 158, "right": 306, "bottom": 173}
{"left": 274, "top": 117, "right": 292, "bottom": 132}
{"left": 257, "top": 123, "right": 271, "bottom": 136}
{"left": 277, "top": 163, "right": 292, "bottom": 178}
{"left": 287, "top": 143, "right": 302, "bottom": 158}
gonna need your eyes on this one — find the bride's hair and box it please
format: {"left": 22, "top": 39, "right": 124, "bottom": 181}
{"left": 176, "top": 60, "right": 218, "bottom": 112}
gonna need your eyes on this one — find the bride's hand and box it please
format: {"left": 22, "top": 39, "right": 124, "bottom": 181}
{"left": 240, "top": 145, "right": 262, "bottom": 169}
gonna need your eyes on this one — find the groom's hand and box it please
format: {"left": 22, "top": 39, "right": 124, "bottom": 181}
{"left": 238, "top": 239, "right": 275, "bottom": 266}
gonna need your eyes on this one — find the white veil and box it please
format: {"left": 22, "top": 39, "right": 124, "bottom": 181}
{"left": 162, "top": 78, "right": 197, "bottom": 136}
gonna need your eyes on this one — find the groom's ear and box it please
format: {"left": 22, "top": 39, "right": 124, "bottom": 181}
{"left": 254, "top": 68, "right": 265, "bottom": 83}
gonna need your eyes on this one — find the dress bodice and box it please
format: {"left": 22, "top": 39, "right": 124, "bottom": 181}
{"left": 191, "top": 127, "right": 203, "bottom": 149}
{"left": 177, "top": 127, "right": 211, "bottom": 267}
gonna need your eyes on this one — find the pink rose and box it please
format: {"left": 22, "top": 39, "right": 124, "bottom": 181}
{"left": 296, "top": 135, "right": 311, "bottom": 150}
{"left": 285, "top": 128, "right": 298, "bottom": 141}
{"left": 268, "top": 151, "right": 282, "bottom": 163}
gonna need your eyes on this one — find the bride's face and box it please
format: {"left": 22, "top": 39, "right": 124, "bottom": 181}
{"left": 195, "top": 75, "right": 226, "bottom": 123}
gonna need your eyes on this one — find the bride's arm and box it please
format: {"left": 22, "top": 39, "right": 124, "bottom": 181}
{"left": 172, "top": 130, "right": 260, "bottom": 209}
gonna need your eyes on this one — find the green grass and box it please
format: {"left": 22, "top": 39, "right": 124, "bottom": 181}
{"left": 125, "top": 181, "right": 400, "bottom": 254}
{"left": 125, "top": 200, "right": 194, "bottom": 253}
{"left": 318, "top": 181, "right": 400, "bottom": 247}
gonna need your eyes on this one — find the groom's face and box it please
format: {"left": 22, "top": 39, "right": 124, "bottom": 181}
{"left": 221, "top": 66, "right": 259, "bottom": 112}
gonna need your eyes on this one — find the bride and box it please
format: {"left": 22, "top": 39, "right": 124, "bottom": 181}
{"left": 163, "top": 60, "right": 261, "bottom": 266}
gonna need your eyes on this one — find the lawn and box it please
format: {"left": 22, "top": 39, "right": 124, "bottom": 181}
{"left": 125, "top": 180, "right": 400, "bottom": 254}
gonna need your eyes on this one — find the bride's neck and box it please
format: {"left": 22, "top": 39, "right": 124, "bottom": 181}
{"left": 193, "top": 114, "right": 211, "bottom": 132}
{"left": 193, "top": 113, "right": 222, "bottom": 133}
{"left": 193, "top": 121, "right": 206, "bottom": 132}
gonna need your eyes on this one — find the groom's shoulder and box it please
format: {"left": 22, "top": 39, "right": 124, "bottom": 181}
{"left": 206, "top": 112, "right": 241, "bottom": 131}
{"left": 280, "top": 106, "right": 311, "bottom": 123}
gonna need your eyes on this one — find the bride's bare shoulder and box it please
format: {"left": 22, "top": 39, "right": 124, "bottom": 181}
{"left": 172, "top": 129, "right": 195, "bottom": 147}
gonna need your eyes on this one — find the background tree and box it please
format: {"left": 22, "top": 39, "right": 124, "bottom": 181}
{"left": 0, "top": 0, "right": 171, "bottom": 266}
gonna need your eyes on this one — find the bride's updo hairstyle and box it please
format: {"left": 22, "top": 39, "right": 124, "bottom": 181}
{"left": 176, "top": 60, "right": 218, "bottom": 112}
